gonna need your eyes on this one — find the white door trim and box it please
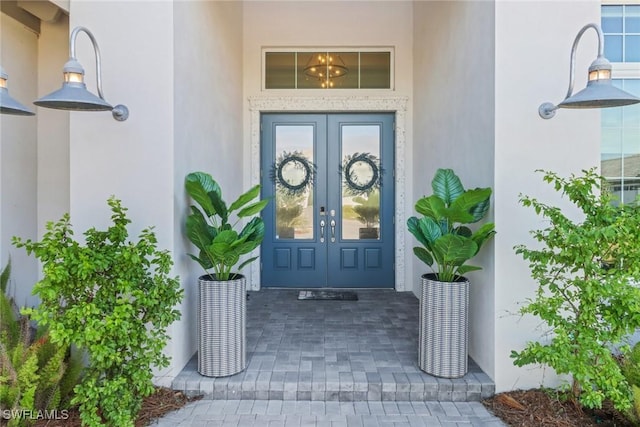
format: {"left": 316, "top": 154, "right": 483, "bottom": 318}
{"left": 248, "top": 96, "right": 409, "bottom": 291}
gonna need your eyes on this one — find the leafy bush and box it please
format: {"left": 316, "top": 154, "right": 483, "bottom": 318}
{"left": 621, "top": 342, "right": 640, "bottom": 424}
{"left": 13, "top": 198, "right": 184, "bottom": 427}
{"left": 0, "top": 260, "right": 82, "bottom": 427}
{"left": 512, "top": 169, "right": 640, "bottom": 412}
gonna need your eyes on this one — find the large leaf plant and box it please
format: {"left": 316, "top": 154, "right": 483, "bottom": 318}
{"left": 407, "top": 168, "right": 496, "bottom": 282}
{"left": 185, "top": 172, "right": 269, "bottom": 281}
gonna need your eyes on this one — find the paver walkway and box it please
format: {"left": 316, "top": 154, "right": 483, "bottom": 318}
{"left": 164, "top": 289, "right": 506, "bottom": 425}
{"left": 152, "top": 399, "right": 506, "bottom": 426}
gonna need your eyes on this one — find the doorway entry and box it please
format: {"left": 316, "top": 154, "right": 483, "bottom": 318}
{"left": 260, "top": 113, "right": 395, "bottom": 288}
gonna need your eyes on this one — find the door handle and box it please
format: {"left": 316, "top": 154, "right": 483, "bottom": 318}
{"left": 330, "top": 219, "right": 336, "bottom": 242}
{"left": 320, "top": 219, "right": 326, "bottom": 243}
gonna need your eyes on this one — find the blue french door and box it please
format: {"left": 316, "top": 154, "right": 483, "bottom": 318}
{"left": 260, "top": 113, "right": 395, "bottom": 288}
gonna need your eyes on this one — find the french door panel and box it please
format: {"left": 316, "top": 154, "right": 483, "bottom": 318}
{"left": 326, "top": 114, "right": 394, "bottom": 287}
{"left": 261, "top": 114, "right": 327, "bottom": 287}
{"left": 260, "top": 113, "right": 394, "bottom": 288}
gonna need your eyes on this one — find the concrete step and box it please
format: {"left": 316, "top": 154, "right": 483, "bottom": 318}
{"left": 171, "top": 290, "right": 495, "bottom": 402}
{"left": 172, "top": 354, "right": 494, "bottom": 402}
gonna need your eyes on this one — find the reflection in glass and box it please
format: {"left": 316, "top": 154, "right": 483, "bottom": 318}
{"left": 265, "top": 52, "right": 296, "bottom": 89}
{"left": 602, "top": 79, "right": 640, "bottom": 205}
{"left": 626, "top": 35, "right": 640, "bottom": 62}
{"left": 360, "top": 52, "right": 391, "bottom": 89}
{"left": 297, "top": 52, "right": 357, "bottom": 89}
{"left": 351, "top": 190, "right": 380, "bottom": 239}
{"left": 626, "top": 5, "right": 640, "bottom": 33}
{"left": 605, "top": 35, "right": 623, "bottom": 62}
{"left": 274, "top": 126, "right": 314, "bottom": 239}
{"left": 341, "top": 126, "right": 381, "bottom": 240}
{"left": 602, "top": 5, "right": 623, "bottom": 33}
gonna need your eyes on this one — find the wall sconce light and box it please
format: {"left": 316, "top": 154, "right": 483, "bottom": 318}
{"left": 539, "top": 23, "right": 640, "bottom": 119}
{"left": 0, "top": 66, "right": 35, "bottom": 116}
{"left": 34, "top": 26, "right": 129, "bottom": 121}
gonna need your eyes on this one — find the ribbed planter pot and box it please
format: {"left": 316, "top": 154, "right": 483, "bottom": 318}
{"left": 198, "top": 274, "right": 246, "bottom": 377}
{"left": 418, "top": 273, "right": 469, "bottom": 378}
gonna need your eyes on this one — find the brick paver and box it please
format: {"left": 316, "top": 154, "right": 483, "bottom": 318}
{"left": 151, "top": 399, "right": 505, "bottom": 426}
{"left": 172, "top": 290, "right": 494, "bottom": 402}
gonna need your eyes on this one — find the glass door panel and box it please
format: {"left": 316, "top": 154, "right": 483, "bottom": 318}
{"left": 274, "top": 125, "right": 314, "bottom": 240}
{"left": 340, "top": 125, "right": 382, "bottom": 240}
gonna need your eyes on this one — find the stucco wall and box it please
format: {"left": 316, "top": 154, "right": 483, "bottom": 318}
{"left": 493, "top": 0, "right": 601, "bottom": 392}
{"left": 67, "top": 1, "right": 174, "bottom": 239}
{"left": 1, "top": 13, "right": 38, "bottom": 307}
{"left": 67, "top": 0, "right": 177, "bottom": 385}
{"left": 171, "top": 0, "right": 244, "bottom": 385}
{"left": 412, "top": 0, "right": 496, "bottom": 381}
{"left": 37, "top": 15, "right": 70, "bottom": 245}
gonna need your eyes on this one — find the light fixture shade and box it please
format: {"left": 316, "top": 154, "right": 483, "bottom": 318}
{"left": 0, "top": 66, "right": 35, "bottom": 116}
{"left": 557, "top": 79, "right": 640, "bottom": 109}
{"left": 1, "top": 87, "right": 35, "bottom": 116}
{"left": 539, "top": 23, "right": 640, "bottom": 119}
{"left": 34, "top": 81, "right": 113, "bottom": 111}
{"left": 34, "top": 28, "right": 129, "bottom": 121}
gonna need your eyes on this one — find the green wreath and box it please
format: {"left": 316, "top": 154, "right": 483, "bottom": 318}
{"left": 271, "top": 151, "right": 315, "bottom": 196}
{"left": 342, "top": 152, "right": 382, "bottom": 196}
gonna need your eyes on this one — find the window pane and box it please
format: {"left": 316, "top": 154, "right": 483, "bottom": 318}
{"left": 331, "top": 52, "right": 358, "bottom": 89}
{"left": 297, "top": 52, "right": 319, "bottom": 89}
{"left": 602, "top": 154, "right": 623, "bottom": 179}
{"left": 625, "top": 5, "right": 640, "bottom": 33}
{"left": 266, "top": 49, "right": 392, "bottom": 90}
{"left": 623, "top": 103, "right": 640, "bottom": 128}
{"left": 265, "top": 52, "right": 295, "bottom": 89}
{"left": 602, "top": 107, "right": 622, "bottom": 128}
{"left": 602, "top": 5, "right": 623, "bottom": 33}
{"left": 602, "top": 128, "right": 623, "bottom": 162}
{"left": 622, "top": 80, "right": 640, "bottom": 126}
{"left": 360, "top": 52, "right": 391, "bottom": 89}
{"left": 274, "top": 126, "right": 315, "bottom": 240}
{"left": 622, "top": 129, "right": 640, "bottom": 155}
{"left": 625, "top": 79, "right": 640, "bottom": 95}
{"left": 605, "top": 35, "right": 623, "bottom": 62}
{"left": 624, "top": 35, "right": 640, "bottom": 62}
{"left": 297, "top": 52, "right": 357, "bottom": 89}
{"left": 601, "top": 5, "right": 640, "bottom": 204}
{"left": 620, "top": 180, "right": 640, "bottom": 204}
{"left": 341, "top": 125, "right": 381, "bottom": 240}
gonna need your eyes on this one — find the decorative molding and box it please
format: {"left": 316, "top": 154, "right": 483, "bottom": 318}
{"left": 248, "top": 96, "right": 408, "bottom": 291}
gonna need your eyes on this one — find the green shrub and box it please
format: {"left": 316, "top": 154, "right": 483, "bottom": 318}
{"left": 512, "top": 169, "right": 640, "bottom": 412}
{"left": 621, "top": 342, "right": 640, "bottom": 425}
{"left": 13, "top": 197, "right": 184, "bottom": 427}
{"left": 0, "top": 260, "right": 83, "bottom": 427}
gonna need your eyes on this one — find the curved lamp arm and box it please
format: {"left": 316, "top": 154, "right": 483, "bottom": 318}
{"left": 563, "top": 23, "right": 603, "bottom": 102}
{"left": 70, "top": 27, "right": 106, "bottom": 100}
{"left": 70, "top": 27, "right": 128, "bottom": 121}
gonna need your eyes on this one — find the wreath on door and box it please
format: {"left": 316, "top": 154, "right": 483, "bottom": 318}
{"left": 341, "top": 152, "right": 382, "bottom": 196}
{"left": 271, "top": 151, "right": 315, "bottom": 196}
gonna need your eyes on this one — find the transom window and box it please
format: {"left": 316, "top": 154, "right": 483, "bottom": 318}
{"left": 263, "top": 49, "right": 393, "bottom": 90}
{"left": 601, "top": 4, "right": 640, "bottom": 205}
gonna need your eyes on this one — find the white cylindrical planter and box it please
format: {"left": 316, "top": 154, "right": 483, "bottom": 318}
{"left": 198, "top": 274, "right": 246, "bottom": 377}
{"left": 418, "top": 273, "right": 469, "bottom": 378}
